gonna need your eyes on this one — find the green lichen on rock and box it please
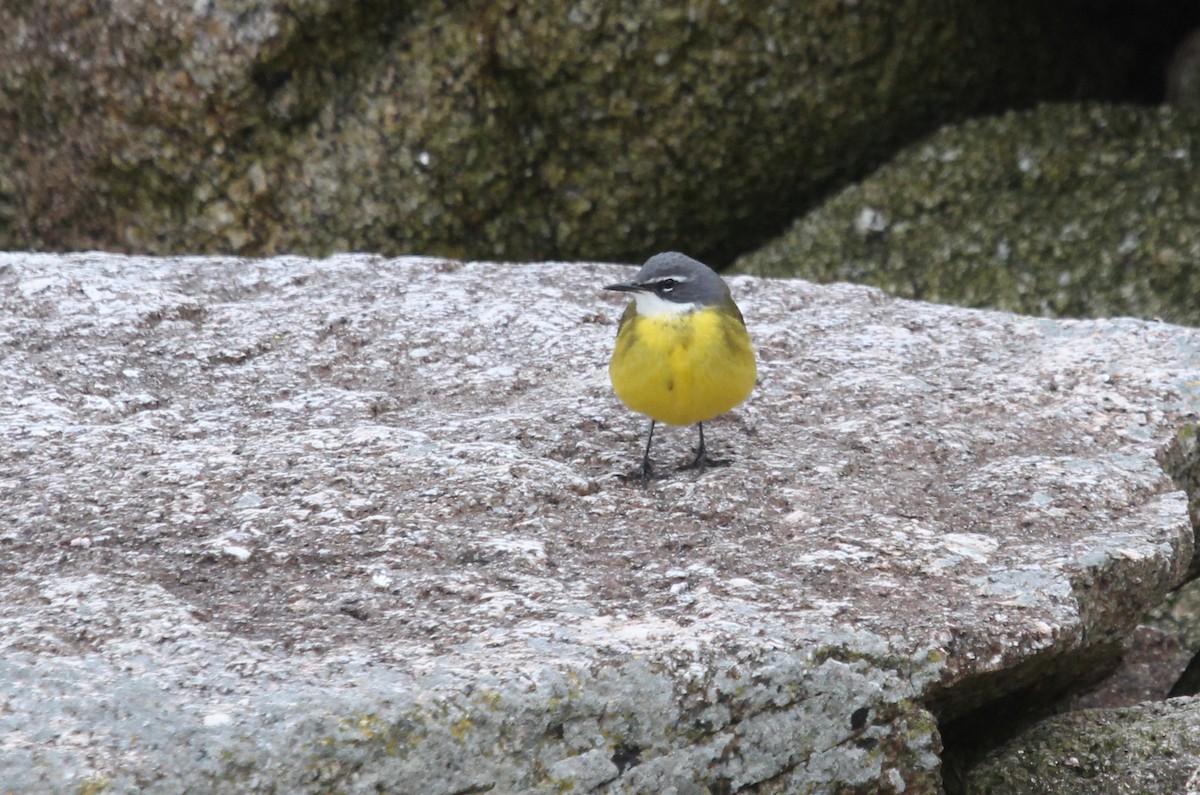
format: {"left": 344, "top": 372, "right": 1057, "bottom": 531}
{"left": 737, "top": 103, "right": 1200, "bottom": 325}
{"left": 75, "top": 779, "right": 113, "bottom": 795}
{"left": 964, "top": 698, "right": 1200, "bottom": 794}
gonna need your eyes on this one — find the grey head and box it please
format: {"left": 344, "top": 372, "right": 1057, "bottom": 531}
{"left": 604, "top": 251, "right": 731, "bottom": 308}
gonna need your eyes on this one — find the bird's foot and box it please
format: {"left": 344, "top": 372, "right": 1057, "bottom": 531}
{"left": 677, "top": 449, "right": 730, "bottom": 472}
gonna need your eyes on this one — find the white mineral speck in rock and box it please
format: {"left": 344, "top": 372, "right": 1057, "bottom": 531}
{"left": 855, "top": 206, "right": 888, "bottom": 233}
{"left": 942, "top": 533, "right": 999, "bottom": 562}
{"left": 233, "top": 493, "right": 263, "bottom": 510}
{"left": 223, "top": 546, "right": 252, "bottom": 562}
{"left": 17, "top": 276, "right": 57, "bottom": 296}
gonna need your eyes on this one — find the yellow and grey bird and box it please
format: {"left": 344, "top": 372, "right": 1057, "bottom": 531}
{"left": 605, "top": 252, "right": 756, "bottom": 485}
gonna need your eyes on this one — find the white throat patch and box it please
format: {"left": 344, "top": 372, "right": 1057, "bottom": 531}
{"left": 633, "top": 290, "right": 696, "bottom": 317}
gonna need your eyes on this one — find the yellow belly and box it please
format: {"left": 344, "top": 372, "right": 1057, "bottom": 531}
{"left": 609, "top": 308, "right": 756, "bottom": 426}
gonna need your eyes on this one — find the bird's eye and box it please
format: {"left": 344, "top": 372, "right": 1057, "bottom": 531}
{"left": 657, "top": 279, "right": 677, "bottom": 292}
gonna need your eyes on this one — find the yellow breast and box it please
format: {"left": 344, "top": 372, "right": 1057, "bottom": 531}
{"left": 609, "top": 306, "right": 756, "bottom": 426}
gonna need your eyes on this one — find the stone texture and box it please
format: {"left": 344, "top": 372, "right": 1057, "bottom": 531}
{"left": 0, "top": 2, "right": 1128, "bottom": 263}
{"left": 737, "top": 103, "right": 1200, "bottom": 326}
{"left": 1, "top": 252, "right": 1198, "bottom": 793}
{"left": 965, "top": 697, "right": 1200, "bottom": 794}
{"left": 1168, "top": 28, "right": 1200, "bottom": 112}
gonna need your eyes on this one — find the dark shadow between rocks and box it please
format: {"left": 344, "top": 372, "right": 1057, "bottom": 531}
{"left": 936, "top": 640, "right": 1124, "bottom": 795}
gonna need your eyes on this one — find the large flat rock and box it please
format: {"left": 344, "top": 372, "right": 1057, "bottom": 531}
{"left": 1, "top": 253, "right": 1197, "bottom": 793}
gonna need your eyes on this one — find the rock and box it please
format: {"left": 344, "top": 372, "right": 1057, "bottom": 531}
{"left": 1077, "top": 534, "right": 1200, "bottom": 712}
{"left": 736, "top": 103, "right": 1200, "bottom": 326}
{"left": 0, "top": 252, "right": 1197, "bottom": 793}
{"left": 964, "top": 697, "right": 1200, "bottom": 794}
{"left": 1070, "top": 624, "right": 1191, "bottom": 709}
{"left": 1167, "top": 28, "right": 1200, "bottom": 112}
{"left": 0, "top": 3, "right": 1129, "bottom": 263}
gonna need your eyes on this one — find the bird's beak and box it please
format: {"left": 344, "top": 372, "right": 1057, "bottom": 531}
{"left": 604, "top": 281, "right": 644, "bottom": 292}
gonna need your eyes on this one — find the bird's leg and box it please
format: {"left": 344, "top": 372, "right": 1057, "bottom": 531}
{"left": 637, "top": 419, "right": 657, "bottom": 486}
{"left": 678, "top": 422, "right": 731, "bottom": 472}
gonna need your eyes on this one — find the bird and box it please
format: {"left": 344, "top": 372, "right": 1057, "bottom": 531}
{"left": 605, "top": 252, "right": 756, "bottom": 486}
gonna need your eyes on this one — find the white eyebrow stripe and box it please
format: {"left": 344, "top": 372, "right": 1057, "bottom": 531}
{"left": 644, "top": 275, "right": 691, "bottom": 285}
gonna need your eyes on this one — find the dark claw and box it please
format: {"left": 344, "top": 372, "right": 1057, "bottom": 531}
{"left": 677, "top": 453, "right": 730, "bottom": 472}
{"left": 676, "top": 421, "right": 731, "bottom": 473}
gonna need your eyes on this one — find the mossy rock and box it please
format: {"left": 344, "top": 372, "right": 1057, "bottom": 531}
{"left": 964, "top": 698, "right": 1200, "bottom": 794}
{"left": 737, "top": 103, "right": 1200, "bottom": 326}
{"left": 0, "top": 2, "right": 1129, "bottom": 262}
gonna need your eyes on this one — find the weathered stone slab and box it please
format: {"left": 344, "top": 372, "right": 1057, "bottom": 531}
{"left": 0, "top": 253, "right": 1196, "bottom": 793}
